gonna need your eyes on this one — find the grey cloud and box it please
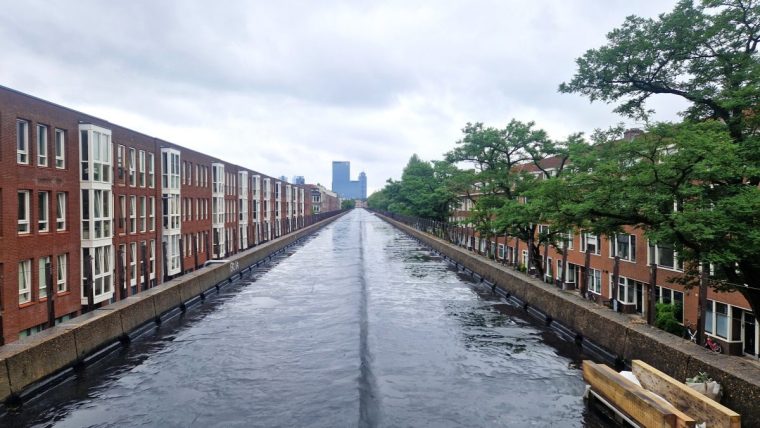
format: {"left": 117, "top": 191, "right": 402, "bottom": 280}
{"left": 0, "top": 0, "right": 682, "bottom": 193}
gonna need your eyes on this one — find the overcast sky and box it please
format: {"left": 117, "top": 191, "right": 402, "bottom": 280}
{"left": 0, "top": 1, "right": 686, "bottom": 194}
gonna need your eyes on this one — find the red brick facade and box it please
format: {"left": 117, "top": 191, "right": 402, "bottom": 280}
{"left": 0, "top": 86, "right": 314, "bottom": 344}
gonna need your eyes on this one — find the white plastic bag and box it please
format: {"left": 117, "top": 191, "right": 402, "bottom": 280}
{"left": 686, "top": 380, "right": 722, "bottom": 402}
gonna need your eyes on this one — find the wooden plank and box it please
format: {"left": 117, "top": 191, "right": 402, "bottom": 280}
{"left": 583, "top": 361, "right": 695, "bottom": 428}
{"left": 632, "top": 360, "right": 740, "bottom": 428}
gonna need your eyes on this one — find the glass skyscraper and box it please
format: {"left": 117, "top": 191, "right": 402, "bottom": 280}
{"left": 331, "top": 161, "right": 367, "bottom": 199}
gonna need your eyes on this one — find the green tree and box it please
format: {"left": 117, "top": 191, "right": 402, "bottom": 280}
{"left": 446, "top": 120, "right": 572, "bottom": 275}
{"left": 369, "top": 155, "right": 460, "bottom": 221}
{"left": 559, "top": 0, "right": 760, "bottom": 319}
{"left": 341, "top": 199, "right": 356, "bottom": 210}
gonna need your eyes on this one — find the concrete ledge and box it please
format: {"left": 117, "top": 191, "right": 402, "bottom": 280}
{"left": 63, "top": 308, "right": 125, "bottom": 359}
{"left": 378, "top": 213, "right": 760, "bottom": 425}
{"left": 0, "top": 211, "right": 347, "bottom": 404}
{"left": 0, "top": 328, "right": 78, "bottom": 396}
{"left": 0, "top": 360, "right": 9, "bottom": 403}
{"left": 111, "top": 294, "right": 157, "bottom": 334}
{"left": 148, "top": 282, "right": 183, "bottom": 317}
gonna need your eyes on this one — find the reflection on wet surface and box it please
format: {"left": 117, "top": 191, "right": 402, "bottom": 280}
{"left": 1, "top": 209, "right": 606, "bottom": 427}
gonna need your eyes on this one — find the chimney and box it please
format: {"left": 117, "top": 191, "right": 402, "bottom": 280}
{"left": 623, "top": 128, "right": 643, "bottom": 141}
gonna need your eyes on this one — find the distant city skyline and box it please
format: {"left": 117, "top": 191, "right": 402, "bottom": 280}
{"left": 332, "top": 161, "right": 367, "bottom": 200}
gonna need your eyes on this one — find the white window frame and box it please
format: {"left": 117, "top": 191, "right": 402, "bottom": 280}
{"left": 648, "top": 242, "right": 683, "bottom": 271}
{"left": 19, "top": 259, "right": 32, "bottom": 304}
{"left": 589, "top": 268, "right": 602, "bottom": 294}
{"left": 57, "top": 253, "right": 68, "bottom": 292}
{"left": 56, "top": 192, "right": 67, "bottom": 231}
{"left": 17, "top": 119, "right": 29, "bottom": 164}
{"left": 611, "top": 233, "right": 637, "bottom": 262}
{"left": 39, "top": 256, "right": 51, "bottom": 299}
{"left": 130, "top": 242, "right": 137, "bottom": 287}
{"left": 138, "top": 150, "right": 146, "bottom": 187}
{"left": 139, "top": 196, "right": 147, "bottom": 232}
{"left": 128, "top": 148, "right": 136, "bottom": 186}
{"left": 18, "top": 190, "right": 31, "bottom": 234}
{"left": 147, "top": 152, "right": 155, "bottom": 188}
{"left": 38, "top": 191, "right": 50, "bottom": 232}
{"left": 129, "top": 195, "right": 137, "bottom": 234}
{"left": 55, "top": 129, "right": 65, "bottom": 169}
{"left": 580, "top": 232, "right": 599, "bottom": 255}
{"left": 149, "top": 196, "right": 155, "bottom": 231}
{"left": 37, "top": 124, "right": 48, "bottom": 166}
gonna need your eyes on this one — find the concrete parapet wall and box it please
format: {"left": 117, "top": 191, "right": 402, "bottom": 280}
{"left": 0, "top": 212, "right": 345, "bottom": 403}
{"left": 379, "top": 214, "right": 760, "bottom": 426}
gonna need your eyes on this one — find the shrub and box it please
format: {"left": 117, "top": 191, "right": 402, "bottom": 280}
{"left": 655, "top": 303, "right": 684, "bottom": 336}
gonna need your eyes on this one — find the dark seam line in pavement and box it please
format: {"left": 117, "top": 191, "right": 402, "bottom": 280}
{"left": 358, "top": 214, "right": 380, "bottom": 428}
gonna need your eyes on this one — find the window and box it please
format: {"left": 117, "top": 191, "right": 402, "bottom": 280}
{"left": 716, "top": 302, "right": 729, "bottom": 339}
{"left": 149, "top": 240, "right": 156, "bottom": 279}
{"left": 55, "top": 129, "right": 65, "bottom": 168}
{"left": 147, "top": 152, "right": 155, "bottom": 188}
{"left": 82, "top": 189, "right": 112, "bottom": 240}
{"left": 612, "top": 234, "right": 636, "bottom": 262}
{"left": 139, "top": 241, "right": 147, "bottom": 284}
{"left": 119, "top": 195, "right": 126, "bottom": 232}
{"left": 589, "top": 268, "right": 602, "bottom": 294}
{"left": 649, "top": 242, "right": 683, "bottom": 271}
{"left": 56, "top": 192, "right": 67, "bottom": 230}
{"left": 138, "top": 150, "right": 146, "bottom": 187}
{"left": 581, "top": 232, "right": 599, "bottom": 255}
{"left": 19, "top": 260, "right": 31, "bottom": 304}
{"left": 38, "top": 191, "right": 49, "bottom": 232}
{"left": 148, "top": 197, "right": 155, "bottom": 231}
{"left": 117, "top": 145, "right": 125, "bottom": 180}
{"left": 57, "top": 253, "right": 68, "bottom": 292}
{"left": 139, "top": 196, "right": 146, "bottom": 232}
{"left": 557, "top": 231, "right": 574, "bottom": 250}
{"left": 80, "top": 128, "right": 111, "bottom": 183}
{"left": 83, "top": 245, "right": 113, "bottom": 302}
{"left": 39, "top": 256, "right": 51, "bottom": 299}
{"left": 37, "top": 124, "right": 48, "bottom": 166}
{"left": 17, "top": 119, "right": 29, "bottom": 164}
{"left": 130, "top": 243, "right": 137, "bottom": 287}
{"left": 18, "top": 190, "right": 30, "bottom": 234}
{"left": 128, "top": 148, "right": 136, "bottom": 186}
{"left": 656, "top": 286, "right": 684, "bottom": 323}
{"left": 129, "top": 196, "right": 136, "bottom": 233}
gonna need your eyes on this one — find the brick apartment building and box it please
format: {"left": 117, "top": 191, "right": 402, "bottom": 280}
{"left": 304, "top": 184, "right": 340, "bottom": 215}
{"left": 450, "top": 157, "right": 758, "bottom": 357}
{"left": 0, "top": 86, "right": 312, "bottom": 344}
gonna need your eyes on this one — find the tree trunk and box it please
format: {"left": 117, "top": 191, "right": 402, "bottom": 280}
{"left": 647, "top": 264, "right": 657, "bottom": 325}
{"left": 560, "top": 240, "right": 568, "bottom": 288}
{"left": 696, "top": 263, "right": 709, "bottom": 346}
{"left": 581, "top": 249, "right": 591, "bottom": 298}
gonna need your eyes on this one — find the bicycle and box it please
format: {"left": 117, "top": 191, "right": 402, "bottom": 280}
{"left": 704, "top": 336, "right": 723, "bottom": 353}
{"left": 685, "top": 324, "right": 698, "bottom": 343}
{"left": 684, "top": 323, "right": 722, "bottom": 353}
